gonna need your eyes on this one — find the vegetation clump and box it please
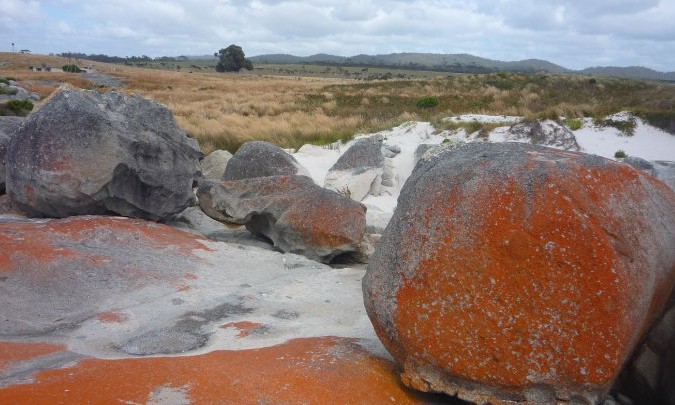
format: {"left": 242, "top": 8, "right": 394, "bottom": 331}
{"left": 600, "top": 117, "right": 636, "bottom": 136}
{"left": 566, "top": 118, "right": 583, "bottom": 130}
{"left": 614, "top": 150, "right": 627, "bottom": 159}
{"left": 634, "top": 110, "right": 675, "bottom": 135}
{"left": 0, "top": 99, "right": 34, "bottom": 116}
{"left": 63, "top": 64, "right": 84, "bottom": 73}
{"left": 416, "top": 96, "right": 439, "bottom": 108}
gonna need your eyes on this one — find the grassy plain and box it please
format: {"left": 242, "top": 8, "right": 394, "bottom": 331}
{"left": 1, "top": 52, "right": 674, "bottom": 154}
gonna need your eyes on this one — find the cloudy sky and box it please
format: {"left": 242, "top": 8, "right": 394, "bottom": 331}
{"left": 1, "top": 0, "right": 673, "bottom": 71}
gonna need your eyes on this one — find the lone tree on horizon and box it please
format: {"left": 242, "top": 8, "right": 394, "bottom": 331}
{"left": 215, "top": 44, "right": 253, "bottom": 72}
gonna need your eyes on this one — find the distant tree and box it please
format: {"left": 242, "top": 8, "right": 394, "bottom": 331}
{"left": 215, "top": 44, "right": 253, "bottom": 72}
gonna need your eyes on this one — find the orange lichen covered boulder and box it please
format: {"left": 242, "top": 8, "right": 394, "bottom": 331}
{"left": 198, "top": 175, "right": 366, "bottom": 262}
{"left": 363, "top": 143, "right": 675, "bottom": 403}
{"left": 0, "top": 215, "right": 207, "bottom": 336}
{"left": 0, "top": 338, "right": 434, "bottom": 404}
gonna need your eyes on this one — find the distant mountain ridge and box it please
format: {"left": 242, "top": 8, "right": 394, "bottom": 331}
{"left": 248, "top": 52, "right": 674, "bottom": 81}
{"left": 578, "top": 66, "right": 675, "bottom": 82}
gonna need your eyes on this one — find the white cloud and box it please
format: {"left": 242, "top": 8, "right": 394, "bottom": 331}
{"left": 0, "top": 0, "right": 672, "bottom": 71}
{"left": 0, "top": 0, "right": 42, "bottom": 29}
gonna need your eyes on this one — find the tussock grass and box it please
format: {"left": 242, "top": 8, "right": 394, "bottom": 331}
{"left": 2, "top": 53, "right": 674, "bottom": 153}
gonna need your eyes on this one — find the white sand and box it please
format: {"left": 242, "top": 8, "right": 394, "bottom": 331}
{"left": 293, "top": 113, "right": 675, "bottom": 234}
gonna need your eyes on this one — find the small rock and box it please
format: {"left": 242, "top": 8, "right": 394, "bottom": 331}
{"left": 324, "top": 136, "right": 385, "bottom": 201}
{"left": 223, "top": 141, "right": 310, "bottom": 181}
{"left": 506, "top": 119, "right": 580, "bottom": 151}
{"left": 201, "top": 149, "right": 233, "bottom": 180}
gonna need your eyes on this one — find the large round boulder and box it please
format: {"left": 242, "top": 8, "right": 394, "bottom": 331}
{"left": 5, "top": 85, "right": 201, "bottom": 220}
{"left": 363, "top": 143, "right": 675, "bottom": 404}
{"left": 223, "top": 141, "right": 310, "bottom": 181}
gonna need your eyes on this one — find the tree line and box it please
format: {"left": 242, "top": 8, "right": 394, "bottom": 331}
{"left": 57, "top": 52, "right": 190, "bottom": 64}
{"left": 58, "top": 44, "right": 254, "bottom": 73}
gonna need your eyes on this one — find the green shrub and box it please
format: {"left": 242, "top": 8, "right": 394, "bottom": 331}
{"left": 566, "top": 118, "right": 583, "bottom": 130}
{"left": 614, "top": 150, "right": 627, "bottom": 159}
{"left": 635, "top": 110, "right": 675, "bottom": 135}
{"left": 0, "top": 77, "right": 14, "bottom": 85}
{"left": 0, "top": 99, "right": 34, "bottom": 116}
{"left": 602, "top": 118, "right": 636, "bottom": 136}
{"left": 0, "top": 87, "right": 8, "bottom": 95}
{"left": 416, "top": 96, "right": 439, "bottom": 108}
{"left": 466, "top": 120, "right": 483, "bottom": 133}
{"left": 63, "top": 64, "right": 84, "bottom": 73}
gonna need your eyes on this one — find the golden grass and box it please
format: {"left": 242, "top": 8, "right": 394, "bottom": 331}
{"left": 2, "top": 52, "right": 674, "bottom": 154}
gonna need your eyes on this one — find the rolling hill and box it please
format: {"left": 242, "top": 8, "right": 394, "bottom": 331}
{"left": 249, "top": 52, "right": 674, "bottom": 81}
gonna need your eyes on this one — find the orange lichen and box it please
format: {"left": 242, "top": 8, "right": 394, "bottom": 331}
{"left": 96, "top": 311, "right": 128, "bottom": 324}
{"left": 0, "top": 337, "right": 424, "bottom": 404}
{"left": 0, "top": 342, "right": 66, "bottom": 372}
{"left": 0, "top": 216, "right": 210, "bottom": 276}
{"left": 220, "top": 321, "right": 265, "bottom": 338}
{"left": 389, "top": 154, "right": 675, "bottom": 394}
{"left": 284, "top": 199, "right": 365, "bottom": 248}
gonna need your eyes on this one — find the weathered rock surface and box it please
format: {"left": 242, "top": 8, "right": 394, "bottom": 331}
{"left": 613, "top": 296, "right": 675, "bottom": 405}
{"left": 0, "top": 194, "right": 24, "bottom": 216}
{"left": 324, "top": 136, "right": 385, "bottom": 201}
{"left": 200, "top": 149, "right": 232, "bottom": 180}
{"left": 0, "top": 338, "right": 440, "bottom": 404}
{"left": 622, "top": 158, "right": 675, "bottom": 193}
{"left": 622, "top": 156, "right": 655, "bottom": 173}
{"left": 653, "top": 161, "right": 675, "bottom": 192}
{"left": 0, "top": 216, "right": 210, "bottom": 337}
{"left": 5, "top": 84, "right": 201, "bottom": 220}
{"left": 0, "top": 116, "right": 23, "bottom": 194}
{"left": 198, "top": 175, "right": 366, "bottom": 263}
{"left": 363, "top": 142, "right": 675, "bottom": 404}
{"left": 0, "top": 214, "right": 446, "bottom": 403}
{"left": 222, "top": 141, "right": 310, "bottom": 181}
{"left": 505, "top": 119, "right": 580, "bottom": 151}
{"left": 168, "top": 206, "right": 273, "bottom": 250}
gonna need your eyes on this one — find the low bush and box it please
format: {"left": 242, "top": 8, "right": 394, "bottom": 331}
{"left": 416, "top": 96, "right": 439, "bottom": 108}
{"left": 466, "top": 121, "right": 483, "bottom": 134}
{"left": 635, "top": 110, "right": 675, "bottom": 135}
{"left": 63, "top": 64, "right": 84, "bottom": 73}
{"left": 0, "top": 99, "right": 34, "bottom": 116}
{"left": 565, "top": 118, "right": 583, "bottom": 130}
{"left": 614, "top": 150, "right": 627, "bottom": 159}
{"left": 601, "top": 118, "right": 636, "bottom": 136}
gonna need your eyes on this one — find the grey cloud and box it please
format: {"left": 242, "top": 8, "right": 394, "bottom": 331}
{"left": 0, "top": 0, "right": 672, "bottom": 71}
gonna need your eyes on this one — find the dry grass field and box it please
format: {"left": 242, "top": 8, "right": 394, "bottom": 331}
{"left": 2, "top": 52, "right": 674, "bottom": 154}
